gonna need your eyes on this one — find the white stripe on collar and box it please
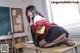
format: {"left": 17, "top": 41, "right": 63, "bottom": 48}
{"left": 34, "top": 15, "right": 45, "bottom": 24}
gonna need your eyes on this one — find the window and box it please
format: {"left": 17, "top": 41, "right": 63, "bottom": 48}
{"left": 48, "top": 0, "right": 80, "bottom": 28}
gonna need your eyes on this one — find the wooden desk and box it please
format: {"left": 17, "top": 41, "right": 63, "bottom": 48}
{"left": 16, "top": 41, "right": 80, "bottom": 53}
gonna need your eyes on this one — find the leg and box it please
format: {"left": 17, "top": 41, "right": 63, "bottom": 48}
{"left": 53, "top": 33, "right": 75, "bottom": 46}
{"left": 63, "top": 38, "right": 75, "bottom": 46}
{"left": 43, "top": 33, "right": 67, "bottom": 47}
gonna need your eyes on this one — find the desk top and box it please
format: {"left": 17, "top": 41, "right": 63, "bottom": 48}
{"left": 25, "top": 41, "right": 80, "bottom": 53}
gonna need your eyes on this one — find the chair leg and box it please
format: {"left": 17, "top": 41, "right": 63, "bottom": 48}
{"left": 36, "top": 49, "right": 41, "bottom": 53}
{"left": 75, "top": 47, "right": 78, "bottom": 53}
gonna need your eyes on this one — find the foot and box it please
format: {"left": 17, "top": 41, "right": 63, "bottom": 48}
{"left": 63, "top": 39, "right": 75, "bottom": 46}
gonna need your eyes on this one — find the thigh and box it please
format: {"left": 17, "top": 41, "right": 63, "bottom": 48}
{"left": 44, "top": 26, "right": 65, "bottom": 43}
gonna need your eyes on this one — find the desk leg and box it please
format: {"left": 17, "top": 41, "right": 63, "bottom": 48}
{"left": 75, "top": 47, "right": 78, "bottom": 53}
{"left": 36, "top": 49, "right": 41, "bottom": 53}
{"left": 39, "top": 50, "right": 41, "bottom": 53}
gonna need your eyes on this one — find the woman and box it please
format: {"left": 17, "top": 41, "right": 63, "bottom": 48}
{"left": 26, "top": 5, "right": 75, "bottom": 48}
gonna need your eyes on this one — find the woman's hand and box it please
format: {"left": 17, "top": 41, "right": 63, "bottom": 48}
{"left": 30, "top": 20, "right": 33, "bottom": 26}
{"left": 29, "top": 17, "right": 33, "bottom": 26}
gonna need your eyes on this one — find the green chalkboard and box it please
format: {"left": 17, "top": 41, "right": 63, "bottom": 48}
{"left": 0, "top": 7, "right": 11, "bottom": 35}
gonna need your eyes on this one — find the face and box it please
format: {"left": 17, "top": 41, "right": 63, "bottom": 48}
{"left": 27, "top": 10, "right": 33, "bottom": 26}
{"left": 27, "top": 10, "right": 33, "bottom": 18}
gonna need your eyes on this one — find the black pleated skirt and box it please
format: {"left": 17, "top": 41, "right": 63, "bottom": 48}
{"left": 44, "top": 26, "right": 68, "bottom": 43}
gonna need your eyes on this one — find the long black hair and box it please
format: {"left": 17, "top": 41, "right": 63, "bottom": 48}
{"left": 26, "top": 5, "right": 44, "bottom": 46}
{"left": 26, "top": 5, "right": 44, "bottom": 23}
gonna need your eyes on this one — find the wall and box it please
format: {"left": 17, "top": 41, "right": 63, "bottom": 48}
{"left": 44, "top": 0, "right": 80, "bottom": 38}
{"left": 64, "top": 25, "right": 80, "bottom": 38}
{"left": 0, "top": 0, "right": 46, "bottom": 40}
